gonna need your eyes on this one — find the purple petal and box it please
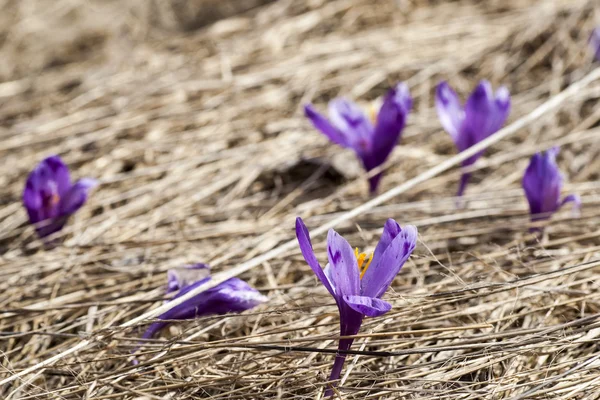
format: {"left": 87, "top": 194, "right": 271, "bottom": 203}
{"left": 590, "top": 27, "right": 600, "bottom": 61}
{"left": 522, "top": 147, "right": 563, "bottom": 218}
{"left": 457, "top": 81, "right": 510, "bottom": 172}
{"left": 560, "top": 194, "right": 581, "bottom": 216}
{"left": 58, "top": 178, "right": 98, "bottom": 216}
{"left": 43, "top": 155, "right": 72, "bottom": 197}
{"left": 328, "top": 98, "right": 373, "bottom": 152}
{"left": 323, "top": 263, "right": 335, "bottom": 292}
{"left": 141, "top": 277, "right": 267, "bottom": 339}
{"left": 23, "top": 178, "right": 47, "bottom": 224}
{"left": 435, "top": 81, "right": 464, "bottom": 140}
{"left": 490, "top": 86, "right": 511, "bottom": 133}
{"left": 463, "top": 80, "right": 510, "bottom": 144}
{"left": 370, "top": 82, "right": 412, "bottom": 165}
{"left": 361, "top": 225, "right": 417, "bottom": 299}
{"left": 166, "top": 263, "right": 211, "bottom": 294}
{"left": 295, "top": 218, "right": 336, "bottom": 296}
{"left": 327, "top": 229, "right": 360, "bottom": 297}
{"left": 360, "top": 84, "right": 412, "bottom": 194}
{"left": 343, "top": 295, "right": 392, "bottom": 317}
{"left": 369, "top": 218, "right": 401, "bottom": 271}
{"left": 304, "top": 104, "right": 348, "bottom": 147}
{"left": 463, "top": 81, "right": 495, "bottom": 142}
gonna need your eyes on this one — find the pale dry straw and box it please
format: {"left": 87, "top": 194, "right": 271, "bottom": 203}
{"left": 1, "top": 0, "right": 600, "bottom": 398}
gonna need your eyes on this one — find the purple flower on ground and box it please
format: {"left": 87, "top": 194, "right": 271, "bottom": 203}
{"left": 590, "top": 27, "right": 600, "bottom": 61}
{"left": 22, "top": 155, "right": 97, "bottom": 238}
{"left": 304, "top": 83, "right": 413, "bottom": 194}
{"left": 295, "top": 217, "right": 417, "bottom": 396}
{"left": 435, "top": 80, "right": 511, "bottom": 197}
{"left": 140, "top": 265, "right": 268, "bottom": 341}
{"left": 522, "top": 147, "right": 580, "bottom": 225}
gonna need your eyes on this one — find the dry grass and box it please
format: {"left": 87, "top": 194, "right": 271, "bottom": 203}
{"left": 1, "top": 0, "right": 600, "bottom": 398}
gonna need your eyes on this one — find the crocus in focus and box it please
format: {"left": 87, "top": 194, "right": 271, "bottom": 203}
{"left": 590, "top": 27, "right": 600, "bottom": 61}
{"left": 304, "top": 83, "right": 412, "bottom": 194}
{"left": 522, "top": 147, "right": 580, "bottom": 226}
{"left": 22, "top": 155, "right": 97, "bottom": 238}
{"left": 436, "top": 80, "right": 511, "bottom": 197}
{"left": 140, "top": 264, "right": 268, "bottom": 341}
{"left": 295, "top": 217, "right": 417, "bottom": 396}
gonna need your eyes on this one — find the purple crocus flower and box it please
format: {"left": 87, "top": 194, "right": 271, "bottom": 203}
{"left": 590, "top": 27, "right": 600, "bottom": 61}
{"left": 436, "top": 80, "right": 511, "bottom": 197}
{"left": 522, "top": 147, "right": 580, "bottom": 225}
{"left": 295, "top": 217, "right": 417, "bottom": 396}
{"left": 140, "top": 265, "right": 268, "bottom": 341}
{"left": 22, "top": 155, "right": 97, "bottom": 238}
{"left": 304, "top": 83, "right": 412, "bottom": 194}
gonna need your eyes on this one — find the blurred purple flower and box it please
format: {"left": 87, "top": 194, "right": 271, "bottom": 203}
{"left": 304, "top": 83, "right": 412, "bottom": 194}
{"left": 22, "top": 155, "right": 97, "bottom": 238}
{"left": 522, "top": 147, "right": 580, "bottom": 225}
{"left": 436, "top": 80, "right": 511, "bottom": 197}
{"left": 590, "top": 27, "right": 600, "bottom": 61}
{"left": 295, "top": 217, "right": 417, "bottom": 396}
{"left": 140, "top": 265, "right": 267, "bottom": 341}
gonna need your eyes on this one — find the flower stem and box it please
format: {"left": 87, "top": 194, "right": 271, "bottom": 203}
{"left": 368, "top": 172, "right": 382, "bottom": 195}
{"left": 324, "top": 338, "right": 355, "bottom": 397}
{"left": 457, "top": 172, "right": 471, "bottom": 198}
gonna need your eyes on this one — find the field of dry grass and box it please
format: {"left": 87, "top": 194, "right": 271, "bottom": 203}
{"left": 1, "top": 0, "right": 600, "bottom": 398}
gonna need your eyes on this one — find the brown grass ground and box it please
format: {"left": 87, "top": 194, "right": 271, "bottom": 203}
{"left": 1, "top": 0, "right": 600, "bottom": 398}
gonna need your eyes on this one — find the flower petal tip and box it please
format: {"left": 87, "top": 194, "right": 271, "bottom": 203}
{"left": 343, "top": 295, "right": 392, "bottom": 317}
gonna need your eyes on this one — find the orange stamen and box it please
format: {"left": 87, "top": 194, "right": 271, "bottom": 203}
{"left": 355, "top": 247, "right": 374, "bottom": 279}
{"left": 368, "top": 104, "right": 378, "bottom": 124}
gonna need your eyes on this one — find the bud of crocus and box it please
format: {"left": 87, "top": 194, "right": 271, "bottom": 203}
{"left": 522, "top": 147, "right": 580, "bottom": 226}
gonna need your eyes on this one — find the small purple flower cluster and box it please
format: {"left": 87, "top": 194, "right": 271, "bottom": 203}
{"left": 304, "top": 79, "right": 579, "bottom": 224}
{"left": 291, "top": 28, "right": 600, "bottom": 392}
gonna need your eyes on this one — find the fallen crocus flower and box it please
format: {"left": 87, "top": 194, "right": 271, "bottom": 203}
{"left": 140, "top": 265, "right": 268, "bottom": 341}
{"left": 590, "top": 27, "right": 600, "bottom": 61}
{"left": 522, "top": 147, "right": 580, "bottom": 226}
{"left": 22, "top": 155, "right": 97, "bottom": 238}
{"left": 295, "top": 217, "right": 417, "bottom": 396}
{"left": 304, "top": 83, "right": 412, "bottom": 194}
{"left": 436, "top": 80, "right": 511, "bottom": 197}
